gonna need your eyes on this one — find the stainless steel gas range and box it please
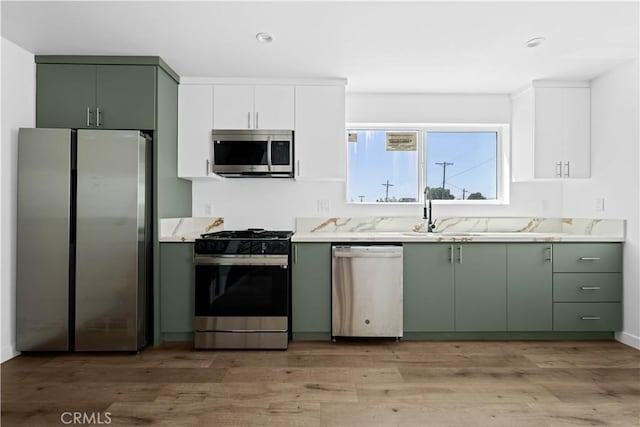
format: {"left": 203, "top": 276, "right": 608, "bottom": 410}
{"left": 193, "top": 229, "right": 293, "bottom": 350}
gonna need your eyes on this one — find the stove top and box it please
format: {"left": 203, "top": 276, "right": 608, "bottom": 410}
{"left": 200, "top": 229, "right": 293, "bottom": 240}
{"left": 195, "top": 229, "right": 293, "bottom": 255}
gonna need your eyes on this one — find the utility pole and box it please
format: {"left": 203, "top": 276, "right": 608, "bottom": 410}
{"left": 358, "top": 195, "right": 365, "bottom": 202}
{"left": 462, "top": 188, "right": 468, "bottom": 200}
{"left": 381, "top": 180, "right": 394, "bottom": 202}
{"left": 435, "top": 161, "right": 454, "bottom": 190}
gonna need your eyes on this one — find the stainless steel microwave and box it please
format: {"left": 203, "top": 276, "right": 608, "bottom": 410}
{"left": 211, "top": 130, "right": 294, "bottom": 177}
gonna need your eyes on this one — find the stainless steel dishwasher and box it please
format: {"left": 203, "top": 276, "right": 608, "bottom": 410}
{"left": 331, "top": 245, "right": 403, "bottom": 340}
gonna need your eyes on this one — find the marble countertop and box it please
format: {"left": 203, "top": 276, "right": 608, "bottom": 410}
{"left": 291, "top": 231, "right": 624, "bottom": 243}
{"left": 291, "top": 216, "right": 625, "bottom": 243}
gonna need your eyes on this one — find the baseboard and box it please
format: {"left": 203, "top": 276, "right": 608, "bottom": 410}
{"left": 616, "top": 331, "right": 640, "bottom": 350}
{"left": 1, "top": 343, "right": 20, "bottom": 364}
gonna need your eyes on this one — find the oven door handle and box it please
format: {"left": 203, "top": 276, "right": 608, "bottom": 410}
{"left": 194, "top": 255, "right": 289, "bottom": 267}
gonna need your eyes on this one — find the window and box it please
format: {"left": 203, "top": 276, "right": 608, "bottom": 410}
{"left": 346, "top": 125, "right": 508, "bottom": 204}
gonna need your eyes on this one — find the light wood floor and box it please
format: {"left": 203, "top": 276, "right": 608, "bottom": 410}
{"left": 2, "top": 340, "right": 639, "bottom": 426}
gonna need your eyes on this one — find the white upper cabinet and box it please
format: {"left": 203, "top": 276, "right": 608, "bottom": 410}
{"left": 294, "top": 85, "right": 346, "bottom": 180}
{"left": 512, "top": 82, "right": 590, "bottom": 181}
{"left": 213, "top": 85, "right": 294, "bottom": 130}
{"left": 178, "top": 84, "right": 213, "bottom": 178}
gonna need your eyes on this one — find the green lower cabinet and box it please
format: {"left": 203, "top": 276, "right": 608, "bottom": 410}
{"left": 553, "top": 302, "right": 622, "bottom": 331}
{"left": 159, "top": 243, "right": 194, "bottom": 341}
{"left": 507, "top": 244, "right": 552, "bottom": 331}
{"left": 292, "top": 243, "right": 332, "bottom": 339}
{"left": 455, "top": 244, "right": 507, "bottom": 331}
{"left": 403, "top": 243, "right": 454, "bottom": 332}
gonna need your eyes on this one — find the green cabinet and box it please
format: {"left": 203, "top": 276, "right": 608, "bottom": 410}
{"left": 37, "top": 61, "right": 160, "bottom": 130}
{"left": 507, "top": 244, "right": 553, "bottom": 331}
{"left": 403, "top": 243, "right": 454, "bottom": 332}
{"left": 159, "top": 243, "right": 194, "bottom": 341}
{"left": 455, "top": 244, "right": 507, "bottom": 331}
{"left": 552, "top": 243, "right": 622, "bottom": 332}
{"left": 291, "top": 243, "right": 332, "bottom": 338}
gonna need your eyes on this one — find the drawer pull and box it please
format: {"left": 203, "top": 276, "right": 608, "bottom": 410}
{"left": 579, "top": 257, "right": 601, "bottom": 261}
{"left": 580, "top": 286, "right": 601, "bottom": 290}
{"left": 581, "top": 316, "right": 601, "bottom": 320}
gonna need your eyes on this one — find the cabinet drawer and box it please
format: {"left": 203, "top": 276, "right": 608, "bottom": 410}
{"left": 553, "top": 273, "right": 621, "bottom": 302}
{"left": 553, "top": 302, "right": 621, "bottom": 331}
{"left": 553, "top": 243, "right": 622, "bottom": 273}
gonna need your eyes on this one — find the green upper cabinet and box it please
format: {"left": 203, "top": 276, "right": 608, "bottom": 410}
{"left": 36, "top": 64, "right": 97, "bottom": 129}
{"left": 403, "top": 243, "right": 455, "bottom": 332}
{"left": 36, "top": 61, "right": 158, "bottom": 130}
{"left": 455, "top": 243, "right": 507, "bottom": 332}
{"left": 96, "top": 65, "right": 156, "bottom": 129}
{"left": 506, "top": 244, "right": 553, "bottom": 331}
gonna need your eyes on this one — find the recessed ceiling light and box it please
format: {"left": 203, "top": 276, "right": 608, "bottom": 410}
{"left": 525, "top": 37, "right": 546, "bottom": 48}
{"left": 256, "top": 32, "right": 273, "bottom": 43}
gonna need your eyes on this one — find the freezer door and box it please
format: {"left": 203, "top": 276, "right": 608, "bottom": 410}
{"left": 332, "top": 246, "right": 403, "bottom": 338}
{"left": 75, "top": 130, "right": 146, "bottom": 351}
{"left": 16, "top": 128, "right": 72, "bottom": 351}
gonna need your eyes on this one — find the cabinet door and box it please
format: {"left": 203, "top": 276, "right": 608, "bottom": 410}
{"left": 178, "top": 85, "right": 213, "bottom": 178}
{"left": 455, "top": 244, "right": 507, "bottom": 331}
{"left": 292, "top": 243, "right": 332, "bottom": 337}
{"left": 213, "top": 85, "right": 254, "bottom": 129}
{"left": 36, "top": 64, "right": 96, "bottom": 128}
{"left": 534, "top": 88, "right": 564, "bottom": 178}
{"left": 563, "top": 88, "right": 590, "bottom": 178}
{"left": 97, "top": 65, "right": 156, "bottom": 130}
{"left": 507, "top": 244, "right": 552, "bottom": 331}
{"left": 403, "top": 243, "right": 455, "bottom": 332}
{"left": 294, "top": 85, "right": 346, "bottom": 180}
{"left": 160, "top": 243, "right": 194, "bottom": 338}
{"left": 254, "top": 86, "right": 295, "bottom": 129}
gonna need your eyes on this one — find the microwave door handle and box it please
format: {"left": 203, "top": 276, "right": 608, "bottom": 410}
{"left": 267, "top": 137, "right": 272, "bottom": 171}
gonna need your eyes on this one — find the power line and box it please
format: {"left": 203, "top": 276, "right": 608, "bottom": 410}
{"left": 446, "top": 157, "right": 495, "bottom": 180}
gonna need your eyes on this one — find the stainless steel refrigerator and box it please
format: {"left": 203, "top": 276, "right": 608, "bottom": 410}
{"left": 16, "top": 128, "right": 151, "bottom": 351}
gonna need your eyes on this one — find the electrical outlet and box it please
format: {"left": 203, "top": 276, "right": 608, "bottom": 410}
{"left": 204, "top": 203, "right": 212, "bottom": 216}
{"left": 595, "top": 198, "right": 605, "bottom": 212}
{"left": 317, "top": 199, "right": 331, "bottom": 213}
{"left": 541, "top": 199, "right": 549, "bottom": 212}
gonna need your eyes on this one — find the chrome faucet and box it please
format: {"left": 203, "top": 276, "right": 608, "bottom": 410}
{"left": 423, "top": 187, "right": 436, "bottom": 232}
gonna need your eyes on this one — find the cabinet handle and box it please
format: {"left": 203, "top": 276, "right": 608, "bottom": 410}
{"left": 579, "top": 257, "right": 601, "bottom": 261}
{"left": 293, "top": 245, "right": 298, "bottom": 264}
{"left": 457, "top": 246, "right": 463, "bottom": 264}
{"left": 544, "top": 246, "right": 552, "bottom": 263}
{"left": 296, "top": 160, "right": 300, "bottom": 177}
{"left": 256, "top": 111, "right": 259, "bottom": 129}
{"left": 580, "top": 286, "right": 601, "bottom": 290}
{"left": 564, "top": 161, "right": 570, "bottom": 177}
{"left": 581, "top": 316, "right": 601, "bottom": 321}
{"left": 206, "top": 159, "right": 210, "bottom": 175}
{"left": 555, "top": 162, "right": 562, "bottom": 177}
{"left": 247, "top": 112, "right": 251, "bottom": 128}
{"left": 449, "top": 245, "right": 454, "bottom": 264}
{"left": 86, "top": 107, "right": 92, "bottom": 127}
{"left": 96, "top": 108, "right": 101, "bottom": 127}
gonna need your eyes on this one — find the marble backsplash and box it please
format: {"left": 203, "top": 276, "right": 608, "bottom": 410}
{"left": 159, "top": 217, "right": 224, "bottom": 242}
{"left": 295, "top": 216, "right": 625, "bottom": 237}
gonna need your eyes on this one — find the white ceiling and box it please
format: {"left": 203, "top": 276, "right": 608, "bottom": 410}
{"left": 2, "top": 1, "right": 638, "bottom": 93}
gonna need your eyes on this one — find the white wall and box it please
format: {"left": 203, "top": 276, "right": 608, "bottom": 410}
{"left": 562, "top": 59, "right": 640, "bottom": 349}
{"left": 1, "top": 37, "right": 35, "bottom": 363}
{"left": 193, "top": 92, "right": 564, "bottom": 229}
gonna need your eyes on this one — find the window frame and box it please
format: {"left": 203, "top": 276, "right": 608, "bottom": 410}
{"left": 345, "top": 123, "right": 510, "bottom": 205}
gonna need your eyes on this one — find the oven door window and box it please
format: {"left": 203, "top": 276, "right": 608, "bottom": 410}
{"left": 213, "top": 141, "right": 268, "bottom": 165}
{"left": 195, "top": 264, "right": 288, "bottom": 317}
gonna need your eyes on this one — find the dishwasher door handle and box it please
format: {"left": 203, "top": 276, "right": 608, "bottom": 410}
{"left": 332, "top": 247, "right": 403, "bottom": 259}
